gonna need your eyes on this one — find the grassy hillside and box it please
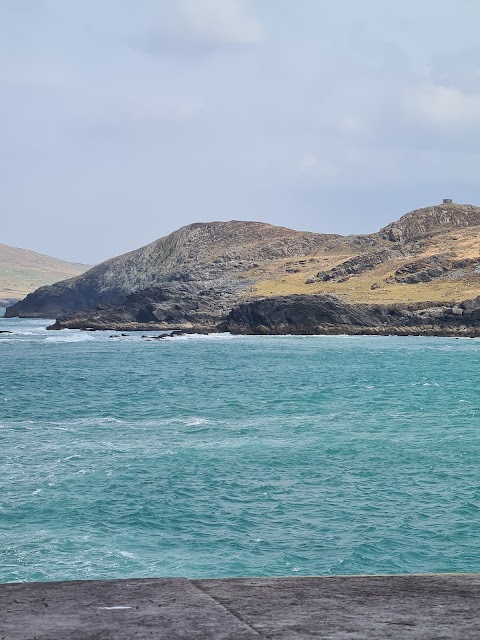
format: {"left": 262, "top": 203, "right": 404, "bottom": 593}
{"left": 248, "top": 210, "right": 480, "bottom": 305}
{"left": 0, "top": 243, "right": 90, "bottom": 305}
{"left": 6, "top": 201, "right": 480, "bottom": 320}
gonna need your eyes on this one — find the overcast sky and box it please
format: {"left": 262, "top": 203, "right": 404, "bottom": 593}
{"left": 1, "top": 0, "right": 479, "bottom": 263}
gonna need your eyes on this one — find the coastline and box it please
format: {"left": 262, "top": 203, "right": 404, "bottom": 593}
{"left": 42, "top": 292, "right": 480, "bottom": 337}
{"left": 46, "top": 319, "right": 480, "bottom": 338}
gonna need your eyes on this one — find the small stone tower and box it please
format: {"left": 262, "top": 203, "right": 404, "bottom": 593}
{"left": 443, "top": 198, "right": 453, "bottom": 204}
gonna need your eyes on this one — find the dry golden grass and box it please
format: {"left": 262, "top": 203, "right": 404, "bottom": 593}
{"left": 247, "top": 225, "right": 480, "bottom": 305}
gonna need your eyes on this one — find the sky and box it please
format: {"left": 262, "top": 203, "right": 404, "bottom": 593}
{"left": 1, "top": 0, "right": 480, "bottom": 264}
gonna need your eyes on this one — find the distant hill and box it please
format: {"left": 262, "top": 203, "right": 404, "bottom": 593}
{"left": 0, "top": 243, "right": 90, "bottom": 306}
{"left": 5, "top": 201, "right": 480, "bottom": 328}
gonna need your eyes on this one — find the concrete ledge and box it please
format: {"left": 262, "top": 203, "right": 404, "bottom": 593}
{"left": 1, "top": 574, "right": 479, "bottom": 639}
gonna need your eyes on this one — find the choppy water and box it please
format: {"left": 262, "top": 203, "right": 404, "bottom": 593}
{"left": 1, "top": 316, "right": 479, "bottom": 583}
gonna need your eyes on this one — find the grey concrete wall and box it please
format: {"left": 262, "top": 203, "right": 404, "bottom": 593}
{"left": 1, "top": 574, "right": 479, "bottom": 639}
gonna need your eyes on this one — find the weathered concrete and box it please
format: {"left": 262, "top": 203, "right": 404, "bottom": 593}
{"left": 196, "top": 574, "right": 480, "bottom": 639}
{"left": 0, "top": 578, "right": 260, "bottom": 640}
{"left": 1, "top": 574, "right": 479, "bottom": 639}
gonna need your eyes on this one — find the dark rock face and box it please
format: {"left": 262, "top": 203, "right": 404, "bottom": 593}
{"left": 4, "top": 279, "right": 122, "bottom": 319}
{"left": 5, "top": 221, "right": 335, "bottom": 318}
{"left": 317, "top": 249, "right": 403, "bottom": 282}
{"left": 393, "top": 255, "right": 451, "bottom": 284}
{"left": 49, "top": 284, "right": 245, "bottom": 331}
{"left": 220, "top": 295, "right": 480, "bottom": 336}
{"left": 5, "top": 205, "right": 480, "bottom": 328}
{"left": 390, "top": 256, "right": 480, "bottom": 284}
{"left": 0, "top": 298, "right": 20, "bottom": 308}
{"left": 48, "top": 292, "right": 480, "bottom": 336}
{"left": 220, "top": 295, "right": 386, "bottom": 333}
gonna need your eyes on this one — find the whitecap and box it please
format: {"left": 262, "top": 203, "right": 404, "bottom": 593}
{"left": 45, "top": 333, "right": 95, "bottom": 343}
{"left": 163, "top": 332, "right": 236, "bottom": 341}
{"left": 184, "top": 417, "right": 211, "bottom": 426}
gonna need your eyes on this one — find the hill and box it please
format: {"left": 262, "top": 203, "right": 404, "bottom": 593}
{"left": 0, "top": 243, "right": 90, "bottom": 307}
{"left": 5, "top": 201, "right": 480, "bottom": 330}
{"left": 251, "top": 201, "right": 480, "bottom": 305}
{"left": 4, "top": 221, "right": 338, "bottom": 318}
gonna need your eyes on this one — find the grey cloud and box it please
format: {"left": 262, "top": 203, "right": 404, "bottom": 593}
{"left": 124, "top": 0, "right": 263, "bottom": 57}
{"left": 1, "top": 0, "right": 479, "bottom": 263}
{"left": 429, "top": 49, "right": 480, "bottom": 94}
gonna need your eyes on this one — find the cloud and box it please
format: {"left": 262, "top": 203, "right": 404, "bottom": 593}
{"left": 430, "top": 48, "right": 480, "bottom": 94}
{"left": 81, "top": 95, "right": 204, "bottom": 138}
{"left": 2, "top": 0, "right": 480, "bottom": 262}
{"left": 178, "top": 0, "right": 262, "bottom": 46}
{"left": 129, "top": 0, "right": 263, "bottom": 57}
{"left": 301, "top": 153, "right": 318, "bottom": 170}
{"left": 404, "top": 84, "right": 480, "bottom": 127}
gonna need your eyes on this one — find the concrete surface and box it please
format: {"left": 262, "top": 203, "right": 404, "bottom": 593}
{"left": 1, "top": 574, "right": 479, "bottom": 639}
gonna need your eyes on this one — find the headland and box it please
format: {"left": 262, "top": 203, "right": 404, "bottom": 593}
{"left": 5, "top": 201, "right": 480, "bottom": 336}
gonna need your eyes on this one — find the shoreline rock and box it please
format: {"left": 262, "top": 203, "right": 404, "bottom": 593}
{"left": 7, "top": 204, "right": 480, "bottom": 322}
{"left": 46, "top": 293, "right": 480, "bottom": 338}
{"left": 218, "top": 294, "right": 480, "bottom": 337}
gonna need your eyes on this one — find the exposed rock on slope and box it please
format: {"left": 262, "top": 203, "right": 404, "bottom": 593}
{"left": 6, "top": 202, "right": 480, "bottom": 331}
{"left": 253, "top": 202, "right": 480, "bottom": 304}
{"left": 0, "top": 243, "right": 89, "bottom": 306}
{"left": 316, "top": 248, "right": 404, "bottom": 282}
{"left": 379, "top": 203, "right": 480, "bottom": 242}
{"left": 220, "top": 295, "right": 480, "bottom": 337}
{"left": 5, "top": 221, "right": 337, "bottom": 318}
{"left": 48, "top": 285, "right": 239, "bottom": 331}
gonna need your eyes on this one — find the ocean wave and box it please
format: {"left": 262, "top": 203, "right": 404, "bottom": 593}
{"left": 45, "top": 332, "right": 96, "bottom": 343}
{"left": 161, "top": 332, "right": 236, "bottom": 341}
{"left": 3, "top": 317, "right": 480, "bottom": 584}
{"left": 184, "top": 417, "right": 212, "bottom": 426}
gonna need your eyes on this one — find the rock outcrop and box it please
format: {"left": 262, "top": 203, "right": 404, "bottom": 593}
{"left": 220, "top": 295, "right": 480, "bottom": 337}
{"left": 5, "top": 221, "right": 336, "bottom": 318}
{"left": 316, "top": 248, "right": 404, "bottom": 282}
{"left": 48, "top": 285, "right": 239, "bottom": 331}
{"left": 6, "top": 202, "right": 480, "bottom": 336}
{"left": 380, "top": 203, "right": 480, "bottom": 242}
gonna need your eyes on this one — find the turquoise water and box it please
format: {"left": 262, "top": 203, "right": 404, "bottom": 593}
{"left": 1, "top": 317, "right": 479, "bottom": 583}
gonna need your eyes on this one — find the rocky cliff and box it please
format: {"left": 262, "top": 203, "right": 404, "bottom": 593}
{"left": 6, "top": 202, "right": 480, "bottom": 335}
{"left": 219, "top": 295, "right": 480, "bottom": 337}
{"left": 379, "top": 203, "right": 480, "bottom": 242}
{"left": 5, "top": 221, "right": 336, "bottom": 318}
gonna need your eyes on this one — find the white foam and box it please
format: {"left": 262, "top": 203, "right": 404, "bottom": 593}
{"left": 162, "top": 332, "right": 236, "bottom": 341}
{"left": 185, "top": 417, "right": 211, "bottom": 426}
{"left": 45, "top": 332, "right": 95, "bottom": 343}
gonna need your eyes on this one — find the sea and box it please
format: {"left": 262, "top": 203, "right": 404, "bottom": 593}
{"left": 1, "top": 313, "right": 479, "bottom": 584}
